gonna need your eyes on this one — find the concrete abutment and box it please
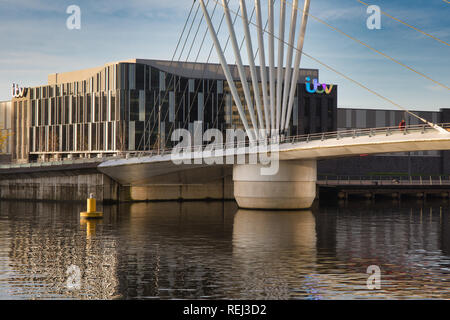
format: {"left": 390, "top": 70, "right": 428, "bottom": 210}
{"left": 233, "top": 160, "right": 317, "bottom": 210}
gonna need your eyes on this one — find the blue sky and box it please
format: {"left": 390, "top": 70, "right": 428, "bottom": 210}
{"left": 0, "top": 0, "right": 449, "bottom": 111}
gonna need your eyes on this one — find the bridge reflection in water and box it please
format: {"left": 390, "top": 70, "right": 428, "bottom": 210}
{"left": 0, "top": 200, "right": 449, "bottom": 299}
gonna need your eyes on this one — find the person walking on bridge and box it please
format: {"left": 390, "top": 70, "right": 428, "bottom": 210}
{"left": 399, "top": 119, "right": 406, "bottom": 131}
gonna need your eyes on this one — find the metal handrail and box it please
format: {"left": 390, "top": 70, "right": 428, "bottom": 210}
{"left": 317, "top": 175, "right": 450, "bottom": 186}
{"left": 1, "top": 123, "right": 449, "bottom": 168}
{"left": 135, "top": 122, "right": 450, "bottom": 159}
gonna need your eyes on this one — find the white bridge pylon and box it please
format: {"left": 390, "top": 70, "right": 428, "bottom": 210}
{"left": 199, "top": 0, "right": 312, "bottom": 142}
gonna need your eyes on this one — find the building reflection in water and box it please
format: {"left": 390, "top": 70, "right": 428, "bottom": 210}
{"left": 314, "top": 200, "right": 450, "bottom": 299}
{"left": 114, "top": 201, "right": 237, "bottom": 299}
{"left": 0, "top": 199, "right": 449, "bottom": 299}
{"left": 0, "top": 201, "right": 119, "bottom": 299}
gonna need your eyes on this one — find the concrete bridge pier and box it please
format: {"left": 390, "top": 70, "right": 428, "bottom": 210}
{"left": 233, "top": 160, "right": 317, "bottom": 210}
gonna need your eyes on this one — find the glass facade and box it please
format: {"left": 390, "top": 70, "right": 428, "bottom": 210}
{"left": 337, "top": 108, "right": 441, "bottom": 157}
{"left": 8, "top": 60, "right": 338, "bottom": 162}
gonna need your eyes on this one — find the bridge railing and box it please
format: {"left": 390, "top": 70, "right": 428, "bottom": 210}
{"left": 318, "top": 175, "right": 450, "bottom": 186}
{"left": 284, "top": 122, "right": 450, "bottom": 145}
{"left": 132, "top": 122, "right": 450, "bottom": 158}
{"left": 2, "top": 123, "right": 449, "bottom": 169}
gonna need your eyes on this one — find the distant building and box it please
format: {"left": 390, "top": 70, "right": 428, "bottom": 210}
{"left": 0, "top": 100, "right": 12, "bottom": 163}
{"left": 7, "top": 58, "right": 337, "bottom": 163}
{"left": 319, "top": 108, "right": 450, "bottom": 176}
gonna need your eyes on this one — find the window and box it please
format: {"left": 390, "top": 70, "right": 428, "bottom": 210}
{"left": 44, "top": 99, "right": 49, "bottom": 126}
{"left": 110, "top": 93, "right": 116, "bottom": 121}
{"left": 217, "top": 80, "right": 223, "bottom": 94}
{"left": 31, "top": 100, "right": 36, "bottom": 126}
{"left": 169, "top": 91, "right": 175, "bottom": 122}
{"left": 38, "top": 100, "right": 42, "bottom": 125}
{"left": 327, "top": 98, "right": 333, "bottom": 116}
{"left": 72, "top": 96, "right": 77, "bottom": 124}
{"left": 86, "top": 94, "right": 91, "bottom": 122}
{"left": 102, "top": 93, "right": 107, "bottom": 122}
{"left": 316, "top": 98, "right": 322, "bottom": 118}
{"left": 129, "top": 64, "right": 136, "bottom": 90}
{"left": 130, "top": 91, "right": 140, "bottom": 121}
{"left": 51, "top": 98, "right": 56, "bottom": 125}
{"left": 151, "top": 67, "right": 158, "bottom": 90}
{"left": 94, "top": 94, "right": 100, "bottom": 122}
{"left": 159, "top": 72, "right": 166, "bottom": 91}
{"left": 79, "top": 96, "right": 84, "bottom": 123}
{"left": 304, "top": 97, "right": 310, "bottom": 117}
{"left": 136, "top": 64, "right": 144, "bottom": 90}
{"left": 57, "top": 97, "right": 62, "bottom": 124}
{"left": 63, "top": 97, "right": 69, "bottom": 124}
{"left": 198, "top": 92, "right": 204, "bottom": 122}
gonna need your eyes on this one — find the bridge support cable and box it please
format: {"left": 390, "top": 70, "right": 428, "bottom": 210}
{"left": 221, "top": 0, "right": 259, "bottom": 141}
{"left": 185, "top": 1, "right": 213, "bottom": 61}
{"left": 177, "top": 1, "right": 203, "bottom": 61}
{"left": 283, "top": 0, "right": 450, "bottom": 92}
{"left": 171, "top": 0, "right": 198, "bottom": 61}
{"left": 240, "top": 0, "right": 266, "bottom": 136}
{"left": 199, "top": 0, "right": 255, "bottom": 142}
{"left": 284, "top": 0, "right": 311, "bottom": 132}
{"left": 140, "top": 0, "right": 215, "bottom": 152}
{"left": 210, "top": 0, "right": 448, "bottom": 135}
{"left": 148, "top": 0, "right": 227, "bottom": 152}
{"left": 180, "top": 4, "right": 239, "bottom": 135}
{"left": 210, "top": 1, "right": 273, "bottom": 137}
{"left": 268, "top": 0, "right": 276, "bottom": 134}
{"left": 136, "top": 0, "right": 200, "bottom": 152}
{"left": 275, "top": 0, "right": 286, "bottom": 133}
{"left": 186, "top": 0, "right": 269, "bottom": 147}
{"left": 255, "top": 0, "right": 271, "bottom": 136}
{"left": 280, "top": 0, "right": 448, "bottom": 133}
{"left": 280, "top": 0, "right": 299, "bottom": 132}
{"left": 164, "top": 2, "right": 254, "bottom": 151}
{"left": 357, "top": 0, "right": 450, "bottom": 47}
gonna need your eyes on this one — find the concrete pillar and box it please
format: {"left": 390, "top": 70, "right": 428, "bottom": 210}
{"left": 233, "top": 160, "right": 317, "bottom": 210}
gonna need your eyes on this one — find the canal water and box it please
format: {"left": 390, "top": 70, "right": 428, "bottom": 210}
{"left": 0, "top": 199, "right": 449, "bottom": 299}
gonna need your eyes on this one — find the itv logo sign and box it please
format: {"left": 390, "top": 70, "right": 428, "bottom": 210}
{"left": 305, "top": 77, "right": 333, "bottom": 94}
{"left": 11, "top": 83, "right": 28, "bottom": 98}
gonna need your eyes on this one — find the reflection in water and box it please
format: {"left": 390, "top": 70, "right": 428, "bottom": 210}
{"left": 232, "top": 210, "right": 317, "bottom": 299}
{"left": 0, "top": 202, "right": 119, "bottom": 299}
{"left": 0, "top": 199, "right": 449, "bottom": 299}
{"left": 113, "top": 201, "right": 237, "bottom": 299}
{"left": 315, "top": 201, "right": 450, "bottom": 299}
{"left": 80, "top": 218, "right": 101, "bottom": 238}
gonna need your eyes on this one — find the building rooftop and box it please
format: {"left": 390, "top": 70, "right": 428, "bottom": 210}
{"left": 48, "top": 58, "right": 319, "bottom": 85}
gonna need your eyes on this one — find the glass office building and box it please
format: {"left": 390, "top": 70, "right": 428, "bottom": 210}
{"left": 9, "top": 59, "right": 337, "bottom": 163}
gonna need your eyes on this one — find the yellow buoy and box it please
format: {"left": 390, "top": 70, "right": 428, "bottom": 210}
{"left": 80, "top": 193, "right": 103, "bottom": 218}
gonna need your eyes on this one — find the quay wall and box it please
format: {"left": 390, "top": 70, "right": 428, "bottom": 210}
{"left": 0, "top": 172, "right": 119, "bottom": 203}
{"left": 1, "top": 158, "right": 448, "bottom": 203}
{"left": 0, "top": 164, "right": 234, "bottom": 203}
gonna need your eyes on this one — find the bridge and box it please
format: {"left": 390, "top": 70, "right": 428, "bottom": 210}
{"left": 3, "top": 0, "right": 448, "bottom": 209}
{"left": 97, "top": 123, "right": 450, "bottom": 209}
{"left": 101, "top": 0, "right": 450, "bottom": 210}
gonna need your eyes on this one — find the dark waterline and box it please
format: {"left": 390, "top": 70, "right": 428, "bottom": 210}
{"left": 0, "top": 199, "right": 449, "bottom": 299}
